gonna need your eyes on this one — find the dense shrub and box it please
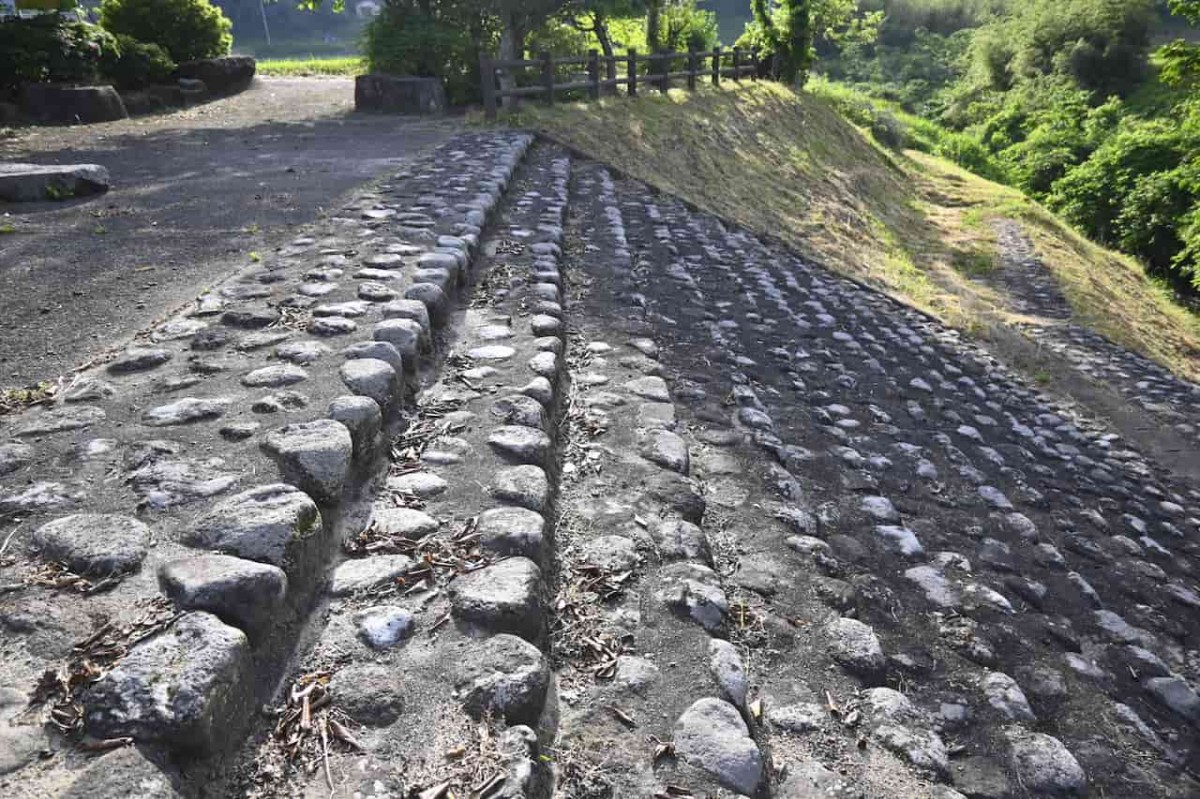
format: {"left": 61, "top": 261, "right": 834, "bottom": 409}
{"left": 869, "top": 109, "right": 906, "bottom": 148}
{"left": 967, "top": 0, "right": 1155, "bottom": 97}
{"left": 933, "top": 131, "right": 1006, "bottom": 180}
{"left": 0, "top": 15, "right": 119, "bottom": 99}
{"left": 362, "top": 6, "right": 483, "bottom": 104}
{"left": 660, "top": 0, "right": 719, "bottom": 52}
{"left": 100, "top": 0, "right": 232, "bottom": 63}
{"left": 1048, "top": 120, "right": 1188, "bottom": 241}
{"left": 100, "top": 34, "right": 176, "bottom": 89}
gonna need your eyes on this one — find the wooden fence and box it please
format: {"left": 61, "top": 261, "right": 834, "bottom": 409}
{"left": 480, "top": 47, "right": 759, "bottom": 119}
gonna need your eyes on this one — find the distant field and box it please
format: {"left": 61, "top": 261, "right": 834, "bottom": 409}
{"left": 256, "top": 56, "right": 363, "bottom": 77}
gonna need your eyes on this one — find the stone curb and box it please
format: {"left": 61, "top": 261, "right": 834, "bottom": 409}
{"left": 0, "top": 131, "right": 536, "bottom": 795}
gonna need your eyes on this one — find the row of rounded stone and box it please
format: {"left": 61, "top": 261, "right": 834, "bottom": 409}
{"left": 31, "top": 135, "right": 540, "bottom": 763}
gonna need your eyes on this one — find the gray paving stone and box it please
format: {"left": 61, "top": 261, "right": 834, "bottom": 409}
{"left": 142, "top": 397, "right": 230, "bottom": 427}
{"left": 32, "top": 514, "right": 150, "bottom": 576}
{"left": 673, "top": 697, "right": 763, "bottom": 795}
{"left": 159, "top": 555, "right": 287, "bottom": 631}
{"left": 454, "top": 633, "right": 549, "bottom": 725}
{"left": 488, "top": 425, "right": 551, "bottom": 465}
{"left": 329, "top": 664, "right": 405, "bottom": 726}
{"left": 261, "top": 420, "right": 353, "bottom": 504}
{"left": 477, "top": 507, "right": 546, "bottom": 560}
{"left": 85, "top": 612, "right": 248, "bottom": 750}
{"left": 188, "top": 484, "right": 321, "bottom": 568}
{"left": 1005, "top": 728, "right": 1088, "bottom": 796}
{"left": 640, "top": 429, "right": 690, "bottom": 474}
{"left": 374, "top": 318, "right": 423, "bottom": 357}
{"left": 329, "top": 555, "right": 415, "bottom": 596}
{"left": 450, "top": 557, "right": 543, "bottom": 639}
{"left": 825, "top": 616, "right": 886, "bottom": 682}
{"left": 328, "top": 395, "right": 382, "bottom": 458}
{"left": 339, "top": 358, "right": 399, "bottom": 408}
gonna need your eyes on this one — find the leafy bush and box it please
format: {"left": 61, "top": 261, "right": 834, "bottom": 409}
{"left": 99, "top": 0, "right": 232, "bottom": 63}
{"left": 362, "top": 6, "right": 484, "bottom": 105}
{"left": 1048, "top": 119, "right": 1188, "bottom": 243}
{"left": 933, "top": 131, "right": 1006, "bottom": 180}
{"left": 660, "top": 0, "right": 719, "bottom": 52}
{"left": 100, "top": 34, "right": 176, "bottom": 88}
{"left": 0, "top": 15, "right": 119, "bottom": 99}
{"left": 870, "top": 109, "right": 906, "bottom": 148}
{"left": 966, "top": 0, "right": 1155, "bottom": 98}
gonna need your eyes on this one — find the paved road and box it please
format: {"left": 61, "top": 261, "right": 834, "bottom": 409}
{"left": 0, "top": 78, "right": 457, "bottom": 389}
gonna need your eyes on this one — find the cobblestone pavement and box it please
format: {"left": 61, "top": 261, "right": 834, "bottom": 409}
{"left": 990, "top": 220, "right": 1200, "bottom": 454}
{"left": 1, "top": 135, "right": 1199, "bottom": 799}
{"left": 0, "top": 78, "right": 455, "bottom": 388}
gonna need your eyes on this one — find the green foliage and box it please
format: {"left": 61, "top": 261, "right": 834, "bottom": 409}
{"left": 0, "top": 15, "right": 119, "bottom": 99}
{"left": 738, "top": 0, "right": 814, "bottom": 85}
{"left": 256, "top": 56, "right": 362, "bottom": 76}
{"left": 933, "top": 130, "right": 1005, "bottom": 180}
{"left": 868, "top": 0, "right": 1005, "bottom": 45}
{"left": 659, "top": 0, "right": 718, "bottom": 50}
{"left": 966, "top": 0, "right": 1155, "bottom": 97}
{"left": 100, "top": 0, "right": 232, "bottom": 62}
{"left": 99, "top": 34, "right": 176, "bottom": 88}
{"left": 809, "top": 77, "right": 1006, "bottom": 177}
{"left": 362, "top": 4, "right": 490, "bottom": 104}
{"left": 1047, "top": 118, "right": 1195, "bottom": 252}
{"left": 869, "top": 108, "right": 906, "bottom": 147}
{"left": 825, "top": 27, "right": 972, "bottom": 112}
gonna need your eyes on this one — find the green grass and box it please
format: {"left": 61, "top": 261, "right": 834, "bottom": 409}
{"left": 513, "top": 81, "right": 1200, "bottom": 382}
{"left": 256, "top": 56, "right": 364, "bottom": 77}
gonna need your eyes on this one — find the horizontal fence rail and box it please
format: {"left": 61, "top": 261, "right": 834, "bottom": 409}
{"left": 481, "top": 47, "right": 759, "bottom": 119}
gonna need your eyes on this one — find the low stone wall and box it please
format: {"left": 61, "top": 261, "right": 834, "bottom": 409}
{"left": 174, "top": 56, "right": 256, "bottom": 96}
{"left": 20, "top": 84, "right": 128, "bottom": 125}
{"left": 355, "top": 74, "right": 447, "bottom": 115}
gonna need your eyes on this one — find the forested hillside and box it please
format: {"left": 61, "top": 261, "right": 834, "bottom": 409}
{"left": 816, "top": 0, "right": 1200, "bottom": 296}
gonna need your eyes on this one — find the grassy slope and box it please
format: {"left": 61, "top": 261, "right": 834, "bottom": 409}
{"left": 513, "top": 82, "right": 1200, "bottom": 382}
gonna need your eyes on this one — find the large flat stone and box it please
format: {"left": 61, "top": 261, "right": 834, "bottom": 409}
{"left": 355, "top": 74, "right": 447, "bottom": 114}
{"left": 450, "top": 557, "right": 543, "bottom": 639}
{"left": 31, "top": 514, "right": 150, "bottom": 576}
{"left": 85, "top": 612, "right": 248, "bottom": 751}
{"left": 187, "top": 484, "right": 321, "bottom": 568}
{"left": 674, "top": 697, "right": 764, "bottom": 795}
{"left": 159, "top": 555, "right": 287, "bottom": 632}
{"left": 260, "top": 420, "right": 353, "bottom": 504}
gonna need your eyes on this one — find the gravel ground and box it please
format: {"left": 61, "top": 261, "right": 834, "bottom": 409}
{"left": 0, "top": 77, "right": 458, "bottom": 389}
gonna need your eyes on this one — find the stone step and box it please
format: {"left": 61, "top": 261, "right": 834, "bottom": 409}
{"left": 0, "top": 131, "right": 537, "bottom": 796}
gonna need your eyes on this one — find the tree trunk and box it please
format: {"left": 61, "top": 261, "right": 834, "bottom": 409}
{"left": 498, "top": 15, "right": 526, "bottom": 109}
{"left": 594, "top": 13, "right": 614, "bottom": 60}
{"left": 646, "top": 0, "right": 662, "bottom": 52}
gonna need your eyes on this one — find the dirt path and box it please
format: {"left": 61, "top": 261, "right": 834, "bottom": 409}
{"left": 979, "top": 218, "right": 1200, "bottom": 481}
{"left": 0, "top": 78, "right": 457, "bottom": 390}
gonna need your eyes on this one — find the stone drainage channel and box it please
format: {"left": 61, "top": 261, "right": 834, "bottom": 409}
{"left": 1, "top": 132, "right": 1199, "bottom": 799}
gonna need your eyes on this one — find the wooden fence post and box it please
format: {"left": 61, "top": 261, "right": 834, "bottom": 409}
{"left": 712, "top": 46, "right": 721, "bottom": 86}
{"left": 628, "top": 48, "right": 638, "bottom": 97}
{"left": 751, "top": 48, "right": 759, "bottom": 81}
{"left": 540, "top": 50, "right": 554, "bottom": 106}
{"left": 605, "top": 51, "right": 617, "bottom": 95}
{"left": 480, "top": 52, "right": 497, "bottom": 120}
{"left": 733, "top": 47, "right": 742, "bottom": 83}
{"left": 687, "top": 48, "right": 697, "bottom": 91}
{"left": 587, "top": 49, "right": 601, "bottom": 100}
{"left": 659, "top": 53, "right": 670, "bottom": 94}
